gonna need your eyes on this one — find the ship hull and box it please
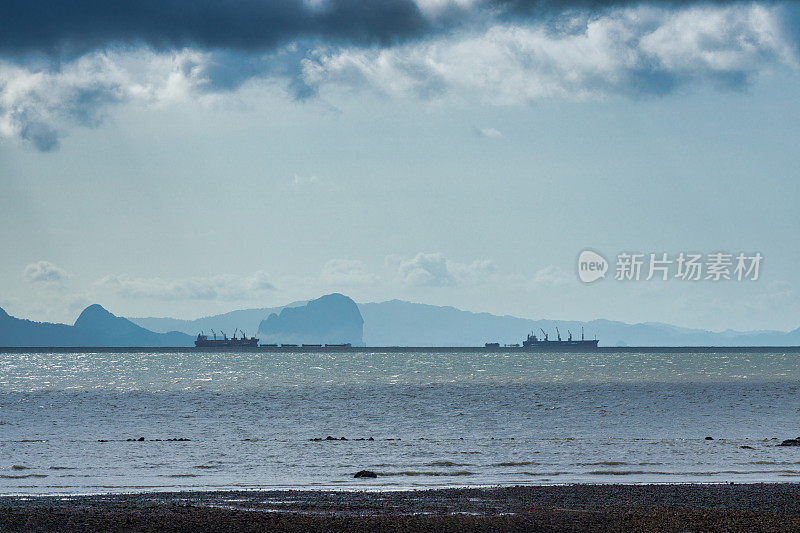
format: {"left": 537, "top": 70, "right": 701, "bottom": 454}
{"left": 194, "top": 339, "right": 259, "bottom": 348}
{"left": 521, "top": 339, "right": 599, "bottom": 350}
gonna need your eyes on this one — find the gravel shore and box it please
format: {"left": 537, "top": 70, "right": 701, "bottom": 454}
{"left": 3, "top": 483, "right": 800, "bottom": 532}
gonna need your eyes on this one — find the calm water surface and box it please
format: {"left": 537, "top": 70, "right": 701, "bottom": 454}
{"left": 1, "top": 349, "right": 799, "bottom": 494}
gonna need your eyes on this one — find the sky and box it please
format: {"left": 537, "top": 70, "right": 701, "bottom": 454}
{"left": 1, "top": 0, "right": 799, "bottom": 331}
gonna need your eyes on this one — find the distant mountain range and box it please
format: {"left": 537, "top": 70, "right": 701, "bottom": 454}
{"left": 0, "top": 304, "right": 192, "bottom": 347}
{"left": 2, "top": 295, "right": 799, "bottom": 348}
{"left": 131, "top": 301, "right": 306, "bottom": 340}
{"left": 130, "top": 296, "right": 800, "bottom": 347}
{"left": 359, "top": 300, "right": 800, "bottom": 347}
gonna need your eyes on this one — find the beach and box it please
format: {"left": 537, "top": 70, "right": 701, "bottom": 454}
{"left": 3, "top": 484, "right": 800, "bottom": 531}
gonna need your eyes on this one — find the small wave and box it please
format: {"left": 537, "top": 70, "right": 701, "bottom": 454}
{"left": 48, "top": 466, "right": 76, "bottom": 470}
{"left": 374, "top": 471, "right": 475, "bottom": 477}
{"left": 578, "top": 461, "right": 628, "bottom": 466}
{"left": 494, "top": 461, "right": 539, "bottom": 467}
{"left": 588, "top": 470, "right": 671, "bottom": 476}
{"left": 587, "top": 469, "right": 800, "bottom": 476}
{"left": 11, "top": 465, "right": 28, "bottom": 470}
{"left": 426, "top": 461, "right": 470, "bottom": 467}
{"left": 520, "top": 471, "right": 567, "bottom": 476}
{"left": 0, "top": 474, "right": 48, "bottom": 479}
{"left": 164, "top": 474, "right": 199, "bottom": 478}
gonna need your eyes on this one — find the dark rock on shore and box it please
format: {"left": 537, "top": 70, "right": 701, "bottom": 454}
{"left": 353, "top": 470, "right": 378, "bottom": 478}
{"left": 309, "top": 436, "right": 360, "bottom": 441}
{"left": 778, "top": 439, "right": 800, "bottom": 446}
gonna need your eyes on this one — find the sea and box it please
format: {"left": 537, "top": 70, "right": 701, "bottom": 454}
{"left": 1, "top": 347, "right": 800, "bottom": 495}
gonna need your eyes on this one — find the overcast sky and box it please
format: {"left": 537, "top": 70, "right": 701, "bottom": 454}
{"left": 1, "top": 0, "right": 799, "bottom": 331}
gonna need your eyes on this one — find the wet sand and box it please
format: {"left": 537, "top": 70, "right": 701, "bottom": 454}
{"left": 3, "top": 483, "right": 800, "bottom": 532}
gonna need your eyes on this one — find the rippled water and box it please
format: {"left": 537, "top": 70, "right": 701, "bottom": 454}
{"left": 1, "top": 348, "right": 800, "bottom": 494}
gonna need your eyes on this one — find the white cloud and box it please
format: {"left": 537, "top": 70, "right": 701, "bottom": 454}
{"left": 476, "top": 127, "right": 501, "bottom": 137}
{"left": 23, "top": 261, "right": 69, "bottom": 283}
{"left": 766, "top": 280, "right": 795, "bottom": 301}
{"left": 289, "top": 174, "right": 320, "bottom": 189}
{"left": 95, "top": 270, "right": 276, "bottom": 301}
{"left": 531, "top": 265, "right": 572, "bottom": 287}
{"left": 388, "top": 252, "right": 453, "bottom": 286}
{"left": 387, "top": 252, "right": 495, "bottom": 287}
{"left": 0, "top": 3, "right": 796, "bottom": 151}
{"left": 300, "top": 4, "right": 796, "bottom": 103}
{"left": 321, "top": 259, "right": 380, "bottom": 286}
{"left": 0, "top": 48, "right": 241, "bottom": 151}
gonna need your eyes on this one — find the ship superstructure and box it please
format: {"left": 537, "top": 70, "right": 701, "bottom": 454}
{"left": 521, "top": 326, "right": 598, "bottom": 349}
{"left": 195, "top": 329, "right": 259, "bottom": 347}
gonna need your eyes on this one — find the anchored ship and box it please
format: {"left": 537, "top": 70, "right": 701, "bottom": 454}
{"left": 521, "top": 326, "right": 598, "bottom": 349}
{"left": 195, "top": 329, "right": 259, "bottom": 347}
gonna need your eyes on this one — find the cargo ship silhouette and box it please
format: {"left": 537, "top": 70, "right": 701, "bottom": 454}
{"left": 195, "top": 329, "right": 258, "bottom": 347}
{"left": 486, "top": 327, "right": 598, "bottom": 349}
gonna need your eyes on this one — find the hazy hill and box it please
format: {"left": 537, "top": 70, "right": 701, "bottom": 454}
{"left": 0, "top": 304, "right": 192, "bottom": 347}
{"left": 359, "top": 300, "right": 534, "bottom": 346}
{"left": 130, "top": 301, "right": 306, "bottom": 336}
{"left": 358, "top": 300, "right": 800, "bottom": 347}
{"left": 0, "top": 306, "right": 83, "bottom": 347}
{"left": 258, "top": 293, "right": 364, "bottom": 346}
{"left": 72, "top": 305, "right": 193, "bottom": 347}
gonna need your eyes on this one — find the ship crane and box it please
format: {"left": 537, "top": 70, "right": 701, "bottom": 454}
{"left": 210, "top": 329, "right": 216, "bottom": 340}
{"left": 519, "top": 325, "right": 599, "bottom": 350}
{"left": 194, "top": 326, "right": 259, "bottom": 347}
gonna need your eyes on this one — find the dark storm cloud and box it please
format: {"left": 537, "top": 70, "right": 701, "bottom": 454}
{"left": 0, "top": 0, "right": 429, "bottom": 58}
{"left": 2, "top": 0, "right": 797, "bottom": 152}
{"left": 1, "top": 0, "right": 787, "bottom": 58}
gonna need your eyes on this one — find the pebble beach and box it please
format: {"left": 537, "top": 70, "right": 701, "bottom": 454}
{"left": 3, "top": 484, "right": 800, "bottom": 532}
